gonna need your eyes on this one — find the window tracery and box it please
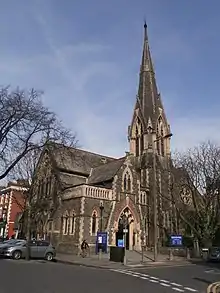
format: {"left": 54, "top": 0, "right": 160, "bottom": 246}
{"left": 156, "top": 116, "right": 165, "bottom": 156}
{"left": 122, "top": 168, "right": 133, "bottom": 192}
{"left": 135, "top": 118, "right": 144, "bottom": 157}
{"left": 62, "top": 211, "right": 69, "bottom": 235}
{"left": 139, "top": 191, "right": 147, "bottom": 204}
{"left": 70, "top": 212, "right": 75, "bottom": 235}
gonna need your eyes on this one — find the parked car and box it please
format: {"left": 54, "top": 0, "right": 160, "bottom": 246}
{"left": 200, "top": 247, "right": 209, "bottom": 259}
{"left": 0, "top": 239, "right": 25, "bottom": 254}
{"left": 2, "top": 240, "right": 56, "bottom": 261}
{"left": 207, "top": 247, "right": 220, "bottom": 262}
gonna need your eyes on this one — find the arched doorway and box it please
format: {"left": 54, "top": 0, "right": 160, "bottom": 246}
{"left": 116, "top": 207, "right": 134, "bottom": 250}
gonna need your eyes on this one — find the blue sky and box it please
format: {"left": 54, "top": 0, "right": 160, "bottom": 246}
{"left": 1, "top": 0, "right": 220, "bottom": 158}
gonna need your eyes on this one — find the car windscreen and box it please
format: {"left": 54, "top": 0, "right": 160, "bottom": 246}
{"left": 210, "top": 247, "right": 220, "bottom": 253}
{"left": 3, "top": 240, "right": 16, "bottom": 244}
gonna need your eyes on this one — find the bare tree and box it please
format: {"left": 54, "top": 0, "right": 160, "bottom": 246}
{"left": 0, "top": 86, "right": 78, "bottom": 259}
{"left": 162, "top": 141, "right": 220, "bottom": 248}
{"left": 8, "top": 149, "right": 40, "bottom": 215}
{"left": 0, "top": 86, "right": 76, "bottom": 181}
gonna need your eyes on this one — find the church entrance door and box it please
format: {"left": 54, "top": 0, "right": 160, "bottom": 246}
{"left": 116, "top": 220, "right": 130, "bottom": 250}
{"left": 116, "top": 207, "right": 134, "bottom": 250}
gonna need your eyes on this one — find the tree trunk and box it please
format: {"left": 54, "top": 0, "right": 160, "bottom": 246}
{"left": 193, "top": 239, "right": 200, "bottom": 257}
{"left": 25, "top": 206, "right": 31, "bottom": 261}
{"left": 201, "top": 237, "right": 212, "bottom": 248}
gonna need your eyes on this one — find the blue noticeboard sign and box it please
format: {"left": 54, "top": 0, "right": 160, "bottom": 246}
{"left": 117, "top": 239, "right": 124, "bottom": 247}
{"left": 170, "top": 235, "right": 183, "bottom": 247}
{"left": 96, "top": 232, "right": 108, "bottom": 254}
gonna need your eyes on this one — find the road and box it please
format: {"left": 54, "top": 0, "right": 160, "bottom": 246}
{"left": 0, "top": 258, "right": 158, "bottom": 293}
{"left": 1, "top": 258, "right": 220, "bottom": 293}
{"left": 112, "top": 262, "right": 220, "bottom": 292}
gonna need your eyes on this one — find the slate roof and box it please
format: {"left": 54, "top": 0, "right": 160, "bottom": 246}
{"left": 49, "top": 143, "right": 117, "bottom": 176}
{"left": 88, "top": 157, "right": 125, "bottom": 184}
{"left": 59, "top": 172, "right": 86, "bottom": 189}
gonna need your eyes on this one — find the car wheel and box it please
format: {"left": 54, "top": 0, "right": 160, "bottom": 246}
{"left": 12, "top": 250, "right": 22, "bottom": 260}
{"left": 45, "top": 252, "right": 53, "bottom": 261}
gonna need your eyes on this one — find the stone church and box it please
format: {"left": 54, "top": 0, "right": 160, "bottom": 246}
{"left": 32, "top": 24, "right": 184, "bottom": 254}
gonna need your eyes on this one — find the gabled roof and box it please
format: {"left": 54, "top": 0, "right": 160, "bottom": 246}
{"left": 88, "top": 157, "right": 125, "bottom": 184}
{"left": 48, "top": 143, "right": 117, "bottom": 176}
{"left": 59, "top": 172, "right": 86, "bottom": 189}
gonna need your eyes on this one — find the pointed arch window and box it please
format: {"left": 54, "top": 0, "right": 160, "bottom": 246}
{"left": 91, "top": 211, "right": 97, "bottom": 235}
{"left": 62, "top": 212, "right": 69, "bottom": 235}
{"left": 135, "top": 126, "right": 139, "bottom": 157}
{"left": 156, "top": 116, "right": 165, "bottom": 156}
{"left": 123, "top": 170, "right": 132, "bottom": 192}
{"left": 140, "top": 123, "right": 144, "bottom": 154}
{"left": 127, "top": 175, "right": 131, "bottom": 191}
{"left": 156, "top": 123, "right": 160, "bottom": 155}
{"left": 135, "top": 118, "right": 144, "bottom": 157}
{"left": 140, "top": 192, "right": 143, "bottom": 204}
{"left": 123, "top": 174, "right": 127, "bottom": 191}
{"left": 160, "top": 125, "right": 165, "bottom": 156}
{"left": 70, "top": 212, "right": 75, "bottom": 235}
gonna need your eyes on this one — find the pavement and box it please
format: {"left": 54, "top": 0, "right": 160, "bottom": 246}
{"left": 56, "top": 251, "right": 193, "bottom": 269}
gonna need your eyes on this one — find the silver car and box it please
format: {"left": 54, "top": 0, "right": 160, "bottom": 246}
{"left": 2, "top": 240, "right": 56, "bottom": 261}
{"left": 208, "top": 247, "right": 220, "bottom": 262}
{"left": 0, "top": 239, "right": 25, "bottom": 255}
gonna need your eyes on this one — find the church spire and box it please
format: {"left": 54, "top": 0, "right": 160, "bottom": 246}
{"left": 138, "top": 22, "right": 158, "bottom": 117}
{"left": 140, "top": 22, "right": 154, "bottom": 74}
{"left": 128, "top": 23, "right": 171, "bottom": 157}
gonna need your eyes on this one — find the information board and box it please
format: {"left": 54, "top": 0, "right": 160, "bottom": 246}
{"left": 117, "top": 239, "right": 124, "bottom": 247}
{"left": 96, "top": 232, "right": 108, "bottom": 254}
{"left": 170, "top": 235, "right": 183, "bottom": 246}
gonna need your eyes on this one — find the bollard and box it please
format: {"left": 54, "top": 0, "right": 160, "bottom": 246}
{"left": 169, "top": 249, "right": 173, "bottom": 261}
{"left": 186, "top": 248, "right": 190, "bottom": 260}
{"left": 141, "top": 245, "right": 144, "bottom": 263}
{"left": 207, "top": 282, "right": 220, "bottom": 293}
{"left": 98, "top": 248, "right": 102, "bottom": 260}
{"left": 215, "top": 283, "right": 220, "bottom": 293}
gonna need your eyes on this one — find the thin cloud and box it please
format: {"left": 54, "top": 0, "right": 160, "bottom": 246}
{"left": 0, "top": 1, "right": 219, "bottom": 160}
{"left": 153, "top": 31, "right": 194, "bottom": 62}
{"left": 171, "top": 116, "right": 220, "bottom": 153}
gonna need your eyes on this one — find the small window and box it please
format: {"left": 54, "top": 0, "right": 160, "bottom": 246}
{"left": 123, "top": 171, "right": 132, "bottom": 192}
{"left": 127, "top": 176, "right": 131, "bottom": 191}
{"left": 63, "top": 213, "right": 69, "bottom": 235}
{"left": 101, "top": 158, "right": 107, "bottom": 164}
{"left": 70, "top": 214, "right": 75, "bottom": 235}
{"left": 123, "top": 174, "right": 127, "bottom": 190}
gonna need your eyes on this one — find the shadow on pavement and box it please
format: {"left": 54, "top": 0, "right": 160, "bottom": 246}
{"left": 193, "top": 277, "right": 212, "bottom": 285}
{"left": 190, "top": 259, "right": 220, "bottom": 270}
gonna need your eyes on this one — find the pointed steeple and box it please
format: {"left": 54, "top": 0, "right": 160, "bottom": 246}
{"left": 140, "top": 22, "right": 155, "bottom": 74}
{"left": 138, "top": 22, "right": 158, "bottom": 120}
{"left": 128, "top": 23, "right": 171, "bottom": 157}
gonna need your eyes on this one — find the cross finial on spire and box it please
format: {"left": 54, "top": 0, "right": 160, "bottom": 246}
{"left": 144, "top": 21, "right": 147, "bottom": 40}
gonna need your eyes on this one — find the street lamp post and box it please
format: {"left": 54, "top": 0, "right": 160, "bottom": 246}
{"left": 99, "top": 202, "right": 104, "bottom": 232}
{"left": 152, "top": 133, "right": 172, "bottom": 262}
{"left": 121, "top": 214, "right": 129, "bottom": 265}
{"left": 98, "top": 202, "right": 104, "bottom": 260}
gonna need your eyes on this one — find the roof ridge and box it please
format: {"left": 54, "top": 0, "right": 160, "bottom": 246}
{"left": 50, "top": 142, "right": 118, "bottom": 160}
{"left": 91, "top": 157, "right": 125, "bottom": 171}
